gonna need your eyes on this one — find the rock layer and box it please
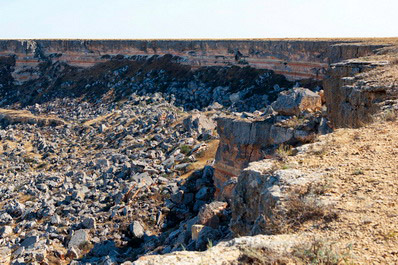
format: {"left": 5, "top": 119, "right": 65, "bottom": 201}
{"left": 0, "top": 39, "right": 384, "bottom": 83}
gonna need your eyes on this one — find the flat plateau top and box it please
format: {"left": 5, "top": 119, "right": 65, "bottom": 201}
{"left": 0, "top": 38, "right": 398, "bottom": 43}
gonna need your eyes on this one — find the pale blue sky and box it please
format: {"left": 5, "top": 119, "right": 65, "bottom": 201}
{"left": 1, "top": 0, "right": 397, "bottom": 39}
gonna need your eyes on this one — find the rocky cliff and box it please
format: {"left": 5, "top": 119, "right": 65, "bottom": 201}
{"left": 324, "top": 59, "right": 397, "bottom": 128}
{"left": 0, "top": 39, "right": 385, "bottom": 83}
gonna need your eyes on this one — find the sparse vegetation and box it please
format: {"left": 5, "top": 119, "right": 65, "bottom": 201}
{"left": 352, "top": 169, "right": 364, "bottom": 175}
{"left": 179, "top": 144, "right": 193, "bottom": 155}
{"left": 292, "top": 239, "right": 352, "bottom": 265}
{"left": 381, "top": 109, "right": 397, "bottom": 122}
{"left": 206, "top": 239, "right": 213, "bottom": 249}
{"left": 237, "top": 246, "right": 291, "bottom": 265}
{"left": 275, "top": 144, "right": 294, "bottom": 161}
{"left": 262, "top": 184, "right": 337, "bottom": 234}
{"left": 283, "top": 115, "right": 307, "bottom": 128}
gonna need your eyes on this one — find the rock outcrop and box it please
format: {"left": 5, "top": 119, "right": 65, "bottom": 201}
{"left": 271, "top": 87, "right": 322, "bottom": 115}
{"left": 132, "top": 234, "right": 301, "bottom": 265}
{"left": 230, "top": 160, "right": 322, "bottom": 236}
{"left": 0, "top": 39, "right": 385, "bottom": 83}
{"left": 213, "top": 88, "right": 329, "bottom": 200}
{"left": 324, "top": 59, "right": 398, "bottom": 128}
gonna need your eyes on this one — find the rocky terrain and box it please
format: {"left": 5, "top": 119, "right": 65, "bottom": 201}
{"left": 0, "top": 39, "right": 397, "bottom": 264}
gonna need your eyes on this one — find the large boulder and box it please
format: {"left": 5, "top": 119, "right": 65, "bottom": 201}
{"left": 183, "top": 114, "right": 216, "bottom": 135}
{"left": 68, "top": 229, "right": 91, "bottom": 249}
{"left": 271, "top": 87, "right": 322, "bottom": 116}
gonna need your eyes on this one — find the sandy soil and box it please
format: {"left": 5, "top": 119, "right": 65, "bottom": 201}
{"left": 285, "top": 119, "right": 398, "bottom": 264}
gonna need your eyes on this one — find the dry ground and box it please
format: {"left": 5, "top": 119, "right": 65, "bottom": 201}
{"left": 284, "top": 119, "right": 398, "bottom": 264}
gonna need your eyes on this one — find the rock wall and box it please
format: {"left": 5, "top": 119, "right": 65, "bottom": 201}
{"left": 324, "top": 60, "right": 390, "bottom": 128}
{"left": 0, "top": 39, "right": 384, "bottom": 83}
{"left": 213, "top": 113, "right": 327, "bottom": 200}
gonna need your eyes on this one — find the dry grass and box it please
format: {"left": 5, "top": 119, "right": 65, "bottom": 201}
{"left": 82, "top": 112, "right": 116, "bottom": 126}
{"left": 292, "top": 239, "right": 352, "bottom": 265}
{"left": 263, "top": 185, "right": 337, "bottom": 235}
{"left": 180, "top": 140, "right": 219, "bottom": 179}
{"left": 275, "top": 144, "right": 294, "bottom": 161}
{"left": 0, "top": 108, "right": 65, "bottom": 126}
{"left": 237, "top": 246, "right": 292, "bottom": 265}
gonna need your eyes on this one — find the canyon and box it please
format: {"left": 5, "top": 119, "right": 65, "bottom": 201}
{"left": 0, "top": 39, "right": 397, "bottom": 264}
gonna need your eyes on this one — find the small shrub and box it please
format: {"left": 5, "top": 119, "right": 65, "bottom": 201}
{"left": 275, "top": 144, "right": 294, "bottom": 160}
{"left": 293, "top": 239, "right": 352, "bottom": 265}
{"left": 238, "top": 246, "right": 291, "bottom": 265}
{"left": 179, "top": 144, "right": 192, "bottom": 155}
{"left": 390, "top": 57, "right": 398, "bottom": 65}
{"left": 261, "top": 185, "right": 338, "bottom": 234}
{"left": 206, "top": 239, "right": 213, "bottom": 249}
{"left": 352, "top": 169, "right": 364, "bottom": 175}
{"left": 283, "top": 116, "right": 307, "bottom": 128}
{"left": 382, "top": 109, "right": 397, "bottom": 122}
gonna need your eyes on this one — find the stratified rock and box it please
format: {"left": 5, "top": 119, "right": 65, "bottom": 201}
{"left": 324, "top": 60, "right": 393, "bottom": 128}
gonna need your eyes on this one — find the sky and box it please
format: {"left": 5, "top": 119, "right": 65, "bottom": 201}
{"left": 1, "top": 0, "right": 397, "bottom": 39}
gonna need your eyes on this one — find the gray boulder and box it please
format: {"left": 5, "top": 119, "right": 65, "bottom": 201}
{"left": 68, "top": 229, "right": 90, "bottom": 249}
{"left": 271, "top": 87, "right": 322, "bottom": 116}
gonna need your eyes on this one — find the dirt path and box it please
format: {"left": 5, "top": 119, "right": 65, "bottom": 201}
{"left": 287, "top": 120, "right": 398, "bottom": 264}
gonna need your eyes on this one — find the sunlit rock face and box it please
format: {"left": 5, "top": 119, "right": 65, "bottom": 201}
{"left": 0, "top": 39, "right": 383, "bottom": 83}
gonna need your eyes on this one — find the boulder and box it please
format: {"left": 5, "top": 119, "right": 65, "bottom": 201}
{"left": 198, "top": 201, "right": 228, "bottom": 228}
{"left": 68, "top": 229, "right": 90, "bottom": 249}
{"left": 82, "top": 217, "right": 96, "bottom": 229}
{"left": 271, "top": 87, "right": 322, "bottom": 116}
{"left": 183, "top": 114, "right": 216, "bottom": 135}
{"left": 0, "top": 225, "right": 12, "bottom": 238}
{"left": 130, "top": 221, "right": 145, "bottom": 239}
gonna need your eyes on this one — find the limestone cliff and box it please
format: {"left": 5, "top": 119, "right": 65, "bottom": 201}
{"left": 0, "top": 39, "right": 385, "bottom": 83}
{"left": 213, "top": 111, "right": 328, "bottom": 200}
{"left": 324, "top": 59, "right": 397, "bottom": 128}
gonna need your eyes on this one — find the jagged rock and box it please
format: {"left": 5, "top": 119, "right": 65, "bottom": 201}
{"left": 198, "top": 201, "right": 228, "bottom": 228}
{"left": 130, "top": 221, "right": 145, "bottom": 239}
{"left": 66, "top": 247, "right": 80, "bottom": 259}
{"left": 230, "top": 160, "right": 320, "bottom": 236}
{"left": 195, "top": 226, "right": 221, "bottom": 250}
{"left": 20, "top": 235, "right": 39, "bottom": 249}
{"left": 68, "top": 229, "right": 90, "bottom": 249}
{"left": 82, "top": 217, "right": 96, "bottom": 229}
{"left": 191, "top": 224, "right": 204, "bottom": 241}
{"left": 183, "top": 114, "right": 216, "bottom": 135}
{"left": 0, "top": 225, "right": 12, "bottom": 238}
{"left": 51, "top": 214, "right": 61, "bottom": 225}
{"left": 271, "top": 87, "right": 322, "bottom": 116}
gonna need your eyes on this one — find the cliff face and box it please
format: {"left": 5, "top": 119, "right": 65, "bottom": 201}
{"left": 324, "top": 60, "right": 395, "bottom": 128}
{"left": 0, "top": 39, "right": 384, "bottom": 83}
{"left": 213, "top": 113, "right": 328, "bottom": 200}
